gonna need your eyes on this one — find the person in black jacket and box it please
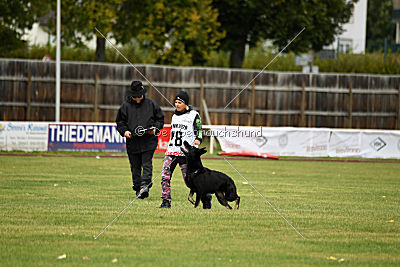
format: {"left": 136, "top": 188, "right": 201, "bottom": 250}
{"left": 116, "top": 81, "right": 164, "bottom": 199}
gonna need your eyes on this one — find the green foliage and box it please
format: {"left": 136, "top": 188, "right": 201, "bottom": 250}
{"left": 0, "top": 27, "right": 28, "bottom": 56}
{"left": 0, "top": 0, "right": 48, "bottom": 53}
{"left": 2, "top": 0, "right": 380, "bottom": 71}
{"left": 0, "top": 44, "right": 28, "bottom": 59}
{"left": 5, "top": 42, "right": 400, "bottom": 74}
{"left": 242, "top": 44, "right": 302, "bottom": 71}
{"left": 239, "top": 42, "right": 400, "bottom": 74}
{"left": 205, "top": 50, "right": 230, "bottom": 68}
{"left": 45, "top": 0, "right": 122, "bottom": 46}
{"left": 213, "top": 0, "right": 357, "bottom": 67}
{"left": 1, "top": 155, "right": 400, "bottom": 265}
{"left": 8, "top": 43, "right": 161, "bottom": 64}
{"left": 366, "top": 0, "right": 393, "bottom": 52}
{"left": 315, "top": 53, "right": 400, "bottom": 74}
{"left": 7, "top": 44, "right": 95, "bottom": 62}
{"left": 269, "top": 0, "right": 357, "bottom": 52}
{"left": 42, "top": 0, "right": 123, "bottom": 61}
{"left": 105, "top": 41, "right": 158, "bottom": 64}
{"left": 114, "top": 0, "right": 224, "bottom": 66}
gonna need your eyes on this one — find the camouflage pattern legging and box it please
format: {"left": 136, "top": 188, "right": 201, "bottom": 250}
{"left": 160, "top": 155, "right": 188, "bottom": 202}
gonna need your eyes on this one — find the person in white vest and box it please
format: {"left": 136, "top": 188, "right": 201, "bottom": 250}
{"left": 158, "top": 91, "right": 211, "bottom": 209}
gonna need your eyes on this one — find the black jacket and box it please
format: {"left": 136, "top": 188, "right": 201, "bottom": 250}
{"left": 116, "top": 96, "right": 164, "bottom": 153}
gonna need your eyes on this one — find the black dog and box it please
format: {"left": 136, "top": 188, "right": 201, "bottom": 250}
{"left": 180, "top": 141, "right": 240, "bottom": 209}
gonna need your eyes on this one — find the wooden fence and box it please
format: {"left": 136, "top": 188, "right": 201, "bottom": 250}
{"left": 1, "top": 58, "right": 400, "bottom": 129}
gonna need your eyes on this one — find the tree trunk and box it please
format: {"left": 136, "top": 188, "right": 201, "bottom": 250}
{"left": 229, "top": 41, "right": 246, "bottom": 68}
{"left": 95, "top": 36, "right": 106, "bottom": 62}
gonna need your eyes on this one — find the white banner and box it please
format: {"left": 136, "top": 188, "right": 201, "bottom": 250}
{"left": 328, "top": 130, "right": 362, "bottom": 157}
{"left": 1, "top": 121, "right": 400, "bottom": 159}
{"left": 209, "top": 126, "right": 330, "bottom": 157}
{"left": 209, "top": 126, "right": 400, "bottom": 159}
{"left": 0, "top": 121, "right": 48, "bottom": 151}
{"left": 327, "top": 129, "right": 400, "bottom": 159}
{"left": 360, "top": 130, "right": 400, "bottom": 159}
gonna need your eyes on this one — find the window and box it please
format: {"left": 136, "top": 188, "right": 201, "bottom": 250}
{"left": 338, "top": 39, "right": 353, "bottom": 53}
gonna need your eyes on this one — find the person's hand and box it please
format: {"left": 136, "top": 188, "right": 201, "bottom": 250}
{"left": 193, "top": 139, "right": 201, "bottom": 146}
{"left": 146, "top": 127, "right": 156, "bottom": 135}
{"left": 124, "top": 131, "right": 132, "bottom": 138}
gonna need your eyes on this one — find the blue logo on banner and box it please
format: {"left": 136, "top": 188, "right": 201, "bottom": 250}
{"left": 48, "top": 124, "right": 126, "bottom": 152}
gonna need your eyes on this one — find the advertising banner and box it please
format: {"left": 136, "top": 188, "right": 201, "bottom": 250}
{"left": 0, "top": 121, "right": 48, "bottom": 151}
{"left": 327, "top": 129, "right": 400, "bottom": 158}
{"left": 48, "top": 123, "right": 125, "bottom": 152}
{"left": 1, "top": 121, "right": 400, "bottom": 159}
{"left": 157, "top": 126, "right": 171, "bottom": 153}
{"left": 47, "top": 123, "right": 171, "bottom": 153}
{"left": 210, "top": 126, "right": 400, "bottom": 159}
{"left": 328, "top": 130, "right": 362, "bottom": 157}
{"left": 211, "top": 126, "right": 330, "bottom": 157}
{"left": 360, "top": 130, "right": 400, "bottom": 159}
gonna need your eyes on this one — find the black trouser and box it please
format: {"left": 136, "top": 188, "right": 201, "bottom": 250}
{"left": 127, "top": 149, "right": 155, "bottom": 192}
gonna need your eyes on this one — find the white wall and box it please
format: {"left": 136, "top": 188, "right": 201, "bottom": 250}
{"left": 325, "top": 0, "right": 368, "bottom": 54}
{"left": 22, "top": 23, "right": 99, "bottom": 50}
{"left": 22, "top": 23, "right": 52, "bottom": 46}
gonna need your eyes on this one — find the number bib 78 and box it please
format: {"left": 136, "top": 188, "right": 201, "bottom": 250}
{"left": 165, "top": 110, "right": 198, "bottom": 156}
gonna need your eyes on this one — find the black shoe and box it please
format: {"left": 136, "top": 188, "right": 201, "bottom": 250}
{"left": 157, "top": 199, "right": 171, "bottom": 208}
{"left": 133, "top": 186, "right": 140, "bottom": 197}
{"left": 137, "top": 187, "right": 149, "bottom": 199}
{"left": 133, "top": 186, "right": 140, "bottom": 195}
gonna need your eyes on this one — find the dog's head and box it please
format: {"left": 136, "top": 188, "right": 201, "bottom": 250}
{"left": 180, "top": 141, "right": 207, "bottom": 160}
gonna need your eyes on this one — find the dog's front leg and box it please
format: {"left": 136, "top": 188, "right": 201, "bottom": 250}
{"left": 188, "top": 190, "right": 195, "bottom": 205}
{"left": 194, "top": 193, "right": 201, "bottom": 208}
{"left": 235, "top": 196, "right": 240, "bottom": 209}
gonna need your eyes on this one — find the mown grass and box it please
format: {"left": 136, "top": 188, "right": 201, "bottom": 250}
{"left": 0, "top": 155, "right": 399, "bottom": 266}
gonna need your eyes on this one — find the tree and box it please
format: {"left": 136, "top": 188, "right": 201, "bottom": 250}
{"left": 366, "top": 0, "right": 393, "bottom": 52}
{"left": 114, "top": 0, "right": 224, "bottom": 66}
{"left": 212, "top": 0, "right": 272, "bottom": 68}
{"left": 0, "top": 0, "right": 48, "bottom": 54}
{"left": 46, "top": 0, "right": 121, "bottom": 62}
{"left": 269, "top": 1, "right": 357, "bottom": 51}
{"left": 213, "top": 0, "right": 357, "bottom": 68}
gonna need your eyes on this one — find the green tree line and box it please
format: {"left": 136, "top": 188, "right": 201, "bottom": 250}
{"left": 1, "top": 0, "right": 399, "bottom": 74}
{"left": 5, "top": 42, "right": 400, "bottom": 75}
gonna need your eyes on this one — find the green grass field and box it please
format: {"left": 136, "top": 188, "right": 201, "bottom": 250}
{"left": 0, "top": 154, "right": 399, "bottom": 266}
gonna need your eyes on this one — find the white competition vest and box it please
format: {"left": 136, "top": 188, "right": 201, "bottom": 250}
{"left": 166, "top": 110, "right": 198, "bottom": 156}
